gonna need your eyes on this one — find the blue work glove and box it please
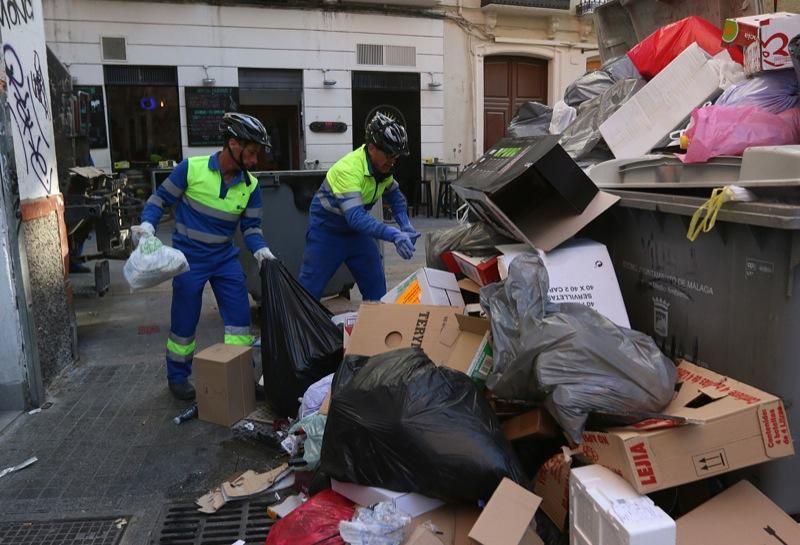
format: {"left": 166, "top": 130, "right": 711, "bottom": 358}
{"left": 387, "top": 227, "right": 416, "bottom": 260}
{"left": 395, "top": 214, "right": 420, "bottom": 246}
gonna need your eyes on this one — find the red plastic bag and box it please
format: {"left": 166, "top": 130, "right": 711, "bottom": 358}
{"left": 265, "top": 489, "right": 355, "bottom": 545}
{"left": 682, "top": 105, "right": 800, "bottom": 164}
{"left": 627, "top": 16, "right": 744, "bottom": 80}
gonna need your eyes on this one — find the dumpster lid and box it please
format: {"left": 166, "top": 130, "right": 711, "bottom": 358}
{"left": 608, "top": 189, "right": 800, "bottom": 230}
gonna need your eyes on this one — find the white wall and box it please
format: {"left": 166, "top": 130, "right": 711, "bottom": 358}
{"left": 43, "top": 0, "right": 445, "bottom": 170}
{"left": 4, "top": 0, "right": 59, "bottom": 200}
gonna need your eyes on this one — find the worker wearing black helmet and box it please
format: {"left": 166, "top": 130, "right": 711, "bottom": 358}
{"left": 133, "top": 112, "right": 276, "bottom": 400}
{"left": 299, "top": 112, "right": 418, "bottom": 301}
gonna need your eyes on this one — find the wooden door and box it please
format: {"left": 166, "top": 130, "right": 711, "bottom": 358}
{"left": 483, "top": 56, "right": 548, "bottom": 151}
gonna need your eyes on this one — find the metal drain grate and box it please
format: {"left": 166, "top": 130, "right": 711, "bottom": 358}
{"left": 153, "top": 498, "right": 275, "bottom": 545}
{"left": 0, "top": 517, "right": 127, "bottom": 545}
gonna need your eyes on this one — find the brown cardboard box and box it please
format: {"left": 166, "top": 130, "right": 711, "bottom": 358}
{"left": 404, "top": 526, "right": 446, "bottom": 545}
{"left": 469, "top": 478, "right": 542, "bottom": 545}
{"left": 346, "top": 304, "right": 493, "bottom": 384}
{"left": 577, "top": 360, "right": 794, "bottom": 494}
{"left": 407, "top": 505, "right": 481, "bottom": 545}
{"left": 677, "top": 480, "right": 800, "bottom": 544}
{"left": 502, "top": 409, "right": 558, "bottom": 441}
{"left": 533, "top": 453, "right": 570, "bottom": 531}
{"left": 194, "top": 344, "right": 255, "bottom": 426}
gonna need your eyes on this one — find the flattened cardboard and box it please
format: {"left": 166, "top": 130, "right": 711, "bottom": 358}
{"left": 382, "top": 268, "right": 465, "bottom": 307}
{"left": 451, "top": 251, "right": 501, "bottom": 286}
{"left": 404, "top": 526, "right": 446, "bottom": 545}
{"left": 331, "top": 480, "right": 444, "bottom": 517}
{"left": 497, "top": 239, "right": 630, "bottom": 328}
{"left": 469, "top": 478, "right": 542, "bottom": 545}
{"left": 677, "top": 480, "right": 800, "bottom": 544}
{"left": 534, "top": 453, "right": 571, "bottom": 531}
{"left": 577, "top": 360, "right": 794, "bottom": 494}
{"left": 502, "top": 409, "right": 559, "bottom": 441}
{"left": 454, "top": 184, "right": 619, "bottom": 253}
{"left": 194, "top": 344, "right": 255, "bottom": 427}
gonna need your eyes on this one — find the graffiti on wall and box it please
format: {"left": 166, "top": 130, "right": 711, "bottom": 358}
{"left": 0, "top": 0, "right": 57, "bottom": 199}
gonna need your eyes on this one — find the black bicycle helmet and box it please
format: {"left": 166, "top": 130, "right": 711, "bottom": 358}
{"left": 220, "top": 112, "right": 271, "bottom": 150}
{"left": 366, "top": 112, "right": 410, "bottom": 157}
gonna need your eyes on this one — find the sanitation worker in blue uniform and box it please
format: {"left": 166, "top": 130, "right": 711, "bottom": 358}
{"left": 133, "top": 113, "right": 276, "bottom": 400}
{"left": 299, "top": 112, "right": 418, "bottom": 300}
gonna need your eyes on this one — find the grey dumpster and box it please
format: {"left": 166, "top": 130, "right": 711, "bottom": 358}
{"left": 238, "top": 170, "right": 355, "bottom": 300}
{"left": 586, "top": 189, "right": 800, "bottom": 513}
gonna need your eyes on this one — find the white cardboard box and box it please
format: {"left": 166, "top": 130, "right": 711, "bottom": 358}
{"left": 600, "top": 43, "right": 724, "bottom": 159}
{"left": 381, "top": 268, "right": 465, "bottom": 307}
{"left": 497, "top": 240, "right": 630, "bottom": 328}
{"left": 570, "top": 465, "right": 675, "bottom": 545}
{"left": 331, "top": 480, "right": 444, "bottom": 518}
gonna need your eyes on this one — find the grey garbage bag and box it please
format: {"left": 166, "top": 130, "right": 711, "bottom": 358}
{"left": 425, "top": 222, "right": 514, "bottom": 271}
{"left": 507, "top": 102, "right": 553, "bottom": 137}
{"left": 563, "top": 56, "right": 641, "bottom": 108}
{"left": 480, "top": 253, "right": 676, "bottom": 445}
{"left": 560, "top": 78, "right": 644, "bottom": 160}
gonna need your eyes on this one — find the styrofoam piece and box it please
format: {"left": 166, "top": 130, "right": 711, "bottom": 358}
{"left": 569, "top": 465, "right": 675, "bottom": 545}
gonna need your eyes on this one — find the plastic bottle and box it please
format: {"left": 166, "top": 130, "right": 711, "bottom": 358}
{"left": 173, "top": 402, "right": 198, "bottom": 424}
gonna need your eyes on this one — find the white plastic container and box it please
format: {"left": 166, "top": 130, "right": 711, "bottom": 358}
{"left": 570, "top": 465, "right": 675, "bottom": 545}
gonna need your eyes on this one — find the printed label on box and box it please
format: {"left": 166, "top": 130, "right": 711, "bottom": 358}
{"left": 758, "top": 401, "right": 794, "bottom": 458}
{"left": 396, "top": 279, "right": 422, "bottom": 304}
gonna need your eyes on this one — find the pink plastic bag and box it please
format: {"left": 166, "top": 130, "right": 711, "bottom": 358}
{"left": 682, "top": 105, "right": 800, "bottom": 164}
{"left": 265, "top": 489, "right": 355, "bottom": 545}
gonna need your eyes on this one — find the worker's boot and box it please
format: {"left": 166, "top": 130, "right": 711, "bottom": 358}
{"left": 169, "top": 381, "right": 196, "bottom": 401}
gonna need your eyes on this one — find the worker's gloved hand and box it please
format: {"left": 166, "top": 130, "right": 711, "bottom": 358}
{"left": 388, "top": 228, "right": 416, "bottom": 260}
{"left": 254, "top": 247, "right": 277, "bottom": 264}
{"left": 131, "top": 222, "right": 155, "bottom": 248}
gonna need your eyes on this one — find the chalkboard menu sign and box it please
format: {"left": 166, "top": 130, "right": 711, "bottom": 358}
{"left": 74, "top": 86, "right": 108, "bottom": 149}
{"left": 185, "top": 87, "right": 239, "bottom": 146}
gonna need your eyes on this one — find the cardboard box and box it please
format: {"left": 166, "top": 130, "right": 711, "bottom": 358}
{"left": 346, "top": 304, "right": 493, "bottom": 384}
{"left": 676, "top": 480, "right": 800, "bottom": 544}
{"left": 458, "top": 278, "right": 481, "bottom": 305}
{"left": 457, "top": 136, "right": 598, "bottom": 215}
{"left": 600, "top": 44, "right": 726, "bottom": 159}
{"left": 332, "top": 311, "right": 359, "bottom": 351}
{"left": 404, "top": 526, "right": 446, "bottom": 545}
{"left": 454, "top": 184, "right": 618, "bottom": 253}
{"left": 382, "top": 268, "right": 465, "bottom": 307}
{"left": 406, "top": 505, "right": 481, "bottom": 545}
{"left": 577, "top": 360, "right": 794, "bottom": 494}
{"left": 451, "top": 252, "right": 501, "bottom": 287}
{"left": 534, "top": 453, "right": 571, "bottom": 531}
{"left": 497, "top": 239, "right": 630, "bottom": 329}
{"left": 468, "top": 478, "right": 542, "bottom": 545}
{"left": 194, "top": 344, "right": 255, "bottom": 427}
{"left": 331, "top": 480, "right": 444, "bottom": 517}
{"left": 502, "top": 409, "right": 559, "bottom": 441}
{"left": 723, "top": 12, "right": 800, "bottom": 75}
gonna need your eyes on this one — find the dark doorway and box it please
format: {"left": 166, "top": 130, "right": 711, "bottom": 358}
{"left": 484, "top": 56, "right": 548, "bottom": 151}
{"left": 238, "top": 69, "right": 303, "bottom": 171}
{"left": 352, "top": 71, "right": 421, "bottom": 202}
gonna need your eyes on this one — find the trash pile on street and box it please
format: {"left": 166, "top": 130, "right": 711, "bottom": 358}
{"left": 186, "top": 10, "right": 800, "bottom": 545}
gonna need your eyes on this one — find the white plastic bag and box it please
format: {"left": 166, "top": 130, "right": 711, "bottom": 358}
{"left": 339, "top": 502, "right": 412, "bottom": 545}
{"left": 123, "top": 236, "right": 189, "bottom": 291}
{"left": 298, "top": 373, "right": 334, "bottom": 419}
{"left": 549, "top": 100, "right": 577, "bottom": 135}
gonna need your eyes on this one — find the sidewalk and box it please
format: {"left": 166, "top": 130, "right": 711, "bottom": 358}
{"left": 0, "top": 216, "right": 456, "bottom": 544}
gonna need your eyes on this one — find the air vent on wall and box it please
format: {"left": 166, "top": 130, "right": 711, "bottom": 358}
{"left": 101, "top": 36, "right": 127, "bottom": 61}
{"left": 356, "top": 44, "right": 416, "bottom": 67}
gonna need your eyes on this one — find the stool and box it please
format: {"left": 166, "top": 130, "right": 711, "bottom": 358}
{"left": 414, "top": 179, "right": 433, "bottom": 218}
{"left": 436, "top": 180, "right": 454, "bottom": 219}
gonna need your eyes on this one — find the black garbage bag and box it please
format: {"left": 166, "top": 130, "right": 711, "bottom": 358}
{"left": 320, "top": 348, "right": 528, "bottom": 502}
{"left": 260, "top": 259, "right": 343, "bottom": 417}
{"left": 425, "top": 222, "right": 514, "bottom": 271}
{"left": 507, "top": 102, "right": 553, "bottom": 137}
{"left": 481, "top": 253, "right": 676, "bottom": 445}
